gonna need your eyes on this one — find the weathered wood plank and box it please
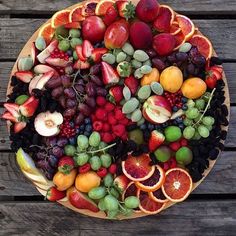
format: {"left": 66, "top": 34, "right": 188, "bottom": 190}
{"left": 0, "top": 19, "right": 236, "bottom": 60}
{"left": 0, "top": 200, "right": 235, "bottom": 235}
{"left": 0, "top": 0, "right": 236, "bottom": 14}
{"left": 0, "top": 151, "right": 235, "bottom": 196}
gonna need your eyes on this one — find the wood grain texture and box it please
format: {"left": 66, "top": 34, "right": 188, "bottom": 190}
{"left": 0, "top": 19, "right": 236, "bottom": 60}
{"left": 0, "top": 200, "right": 235, "bottom": 235}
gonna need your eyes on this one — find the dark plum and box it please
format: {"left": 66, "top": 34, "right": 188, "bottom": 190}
{"left": 48, "top": 155, "right": 59, "bottom": 168}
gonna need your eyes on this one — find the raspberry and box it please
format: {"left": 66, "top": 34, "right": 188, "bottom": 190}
{"left": 114, "top": 109, "right": 124, "bottom": 120}
{"left": 96, "top": 96, "right": 107, "bottom": 106}
{"left": 169, "top": 158, "right": 177, "bottom": 169}
{"left": 112, "top": 124, "right": 126, "bottom": 137}
{"left": 169, "top": 141, "right": 181, "bottom": 151}
{"left": 95, "top": 108, "right": 107, "bottom": 121}
{"left": 102, "top": 132, "right": 114, "bottom": 143}
{"left": 180, "top": 138, "right": 188, "bottom": 147}
{"left": 102, "top": 123, "right": 111, "bottom": 132}
{"left": 121, "top": 133, "right": 128, "bottom": 141}
{"left": 162, "top": 162, "right": 169, "bottom": 171}
{"left": 97, "top": 167, "right": 108, "bottom": 177}
{"left": 108, "top": 113, "right": 117, "bottom": 125}
{"left": 108, "top": 164, "right": 117, "bottom": 174}
{"left": 119, "top": 117, "right": 129, "bottom": 125}
{"left": 93, "top": 121, "right": 103, "bottom": 131}
{"left": 105, "top": 102, "right": 115, "bottom": 112}
{"left": 79, "top": 163, "right": 91, "bottom": 173}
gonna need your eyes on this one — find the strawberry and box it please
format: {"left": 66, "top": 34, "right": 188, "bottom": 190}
{"left": 75, "top": 45, "right": 87, "bottom": 61}
{"left": 14, "top": 122, "right": 27, "bottom": 133}
{"left": 82, "top": 40, "right": 94, "bottom": 58}
{"left": 148, "top": 130, "right": 165, "bottom": 152}
{"left": 89, "top": 48, "right": 108, "bottom": 63}
{"left": 73, "top": 60, "right": 90, "bottom": 69}
{"left": 124, "top": 76, "right": 139, "bottom": 95}
{"left": 103, "top": 5, "right": 119, "bottom": 26}
{"left": 1, "top": 111, "right": 18, "bottom": 123}
{"left": 109, "top": 85, "right": 123, "bottom": 103}
{"left": 206, "top": 65, "right": 223, "bottom": 81}
{"left": 205, "top": 73, "right": 217, "bottom": 89}
{"left": 4, "top": 103, "right": 20, "bottom": 118}
{"left": 101, "top": 62, "right": 120, "bottom": 85}
{"left": 15, "top": 71, "right": 34, "bottom": 83}
{"left": 46, "top": 186, "right": 66, "bottom": 201}
{"left": 211, "top": 65, "right": 223, "bottom": 74}
{"left": 58, "top": 156, "right": 75, "bottom": 175}
{"left": 116, "top": 1, "right": 135, "bottom": 20}
{"left": 20, "top": 96, "right": 39, "bottom": 117}
{"left": 64, "top": 22, "right": 81, "bottom": 29}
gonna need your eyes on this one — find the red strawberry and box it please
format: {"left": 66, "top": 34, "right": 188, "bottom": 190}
{"left": 64, "top": 22, "right": 81, "bottom": 29}
{"left": 205, "top": 73, "right": 217, "bottom": 89}
{"left": 82, "top": 40, "right": 94, "bottom": 58}
{"left": 1, "top": 111, "right": 18, "bottom": 123}
{"left": 211, "top": 65, "right": 223, "bottom": 74}
{"left": 15, "top": 71, "right": 34, "bottom": 83}
{"left": 58, "top": 156, "right": 75, "bottom": 175}
{"left": 101, "top": 62, "right": 120, "bottom": 85}
{"left": 112, "top": 124, "right": 126, "bottom": 137}
{"left": 75, "top": 45, "right": 87, "bottom": 61}
{"left": 97, "top": 167, "right": 108, "bottom": 177}
{"left": 20, "top": 96, "right": 39, "bottom": 117}
{"left": 90, "top": 48, "right": 108, "bottom": 63}
{"left": 79, "top": 163, "right": 91, "bottom": 173}
{"left": 14, "top": 122, "right": 27, "bottom": 133}
{"left": 73, "top": 60, "right": 90, "bottom": 69}
{"left": 109, "top": 85, "right": 123, "bottom": 103}
{"left": 116, "top": 0, "right": 135, "bottom": 20}
{"left": 148, "top": 130, "right": 165, "bottom": 152}
{"left": 46, "top": 186, "right": 66, "bottom": 201}
{"left": 4, "top": 103, "right": 20, "bottom": 118}
{"left": 124, "top": 76, "right": 139, "bottom": 95}
{"left": 103, "top": 5, "right": 118, "bottom": 26}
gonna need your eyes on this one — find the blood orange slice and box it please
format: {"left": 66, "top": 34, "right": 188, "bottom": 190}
{"left": 138, "top": 189, "right": 166, "bottom": 215}
{"left": 69, "top": 6, "right": 85, "bottom": 22}
{"left": 38, "top": 23, "right": 55, "bottom": 45}
{"left": 170, "top": 22, "right": 181, "bottom": 35}
{"left": 162, "top": 168, "right": 193, "bottom": 203}
{"left": 176, "top": 14, "right": 195, "bottom": 41}
{"left": 51, "top": 10, "right": 71, "bottom": 28}
{"left": 82, "top": 1, "right": 99, "bottom": 17}
{"left": 95, "top": 0, "right": 115, "bottom": 16}
{"left": 149, "top": 188, "right": 169, "bottom": 203}
{"left": 122, "top": 154, "right": 155, "bottom": 182}
{"left": 174, "top": 31, "right": 186, "bottom": 50}
{"left": 189, "top": 34, "right": 213, "bottom": 60}
{"left": 135, "top": 165, "right": 165, "bottom": 192}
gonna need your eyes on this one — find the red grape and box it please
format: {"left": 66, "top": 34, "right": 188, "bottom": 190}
{"left": 61, "top": 75, "right": 71, "bottom": 87}
{"left": 51, "top": 86, "right": 64, "bottom": 98}
{"left": 74, "top": 84, "right": 85, "bottom": 93}
{"left": 90, "top": 75, "right": 103, "bottom": 86}
{"left": 75, "top": 113, "right": 85, "bottom": 125}
{"left": 46, "top": 77, "right": 62, "bottom": 89}
{"left": 58, "top": 96, "right": 66, "bottom": 108}
{"left": 85, "top": 82, "right": 96, "bottom": 97}
{"left": 96, "top": 87, "right": 108, "bottom": 96}
{"left": 78, "top": 103, "right": 92, "bottom": 116}
{"left": 63, "top": 108, "right": 76, "bottom": 117}
{"left": 64, "top": 87, "right": 76, "bottom": 99}
{"left": 85, "top": 96, "right": 96, "bottom": 108}
{"left": 152, "top": 58, "right": 166, "bottom": 71}
{"left": 66, "top": 99, "right": 77, "bottom": 108}
{"left": 90, "top": 63, "right": 101, "bottom": 75}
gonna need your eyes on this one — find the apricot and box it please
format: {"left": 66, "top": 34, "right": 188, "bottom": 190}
{"left": 181, "top": 77, "right": 207, "bottom": 99}
{"left": 53, "top": 169, "right": 77, "bottom": 191}
{"left": 160, "top": 66, "right": 183, "bottom": 93}
{"left": 141, "top": 68, "right": 160, "bottom": 86}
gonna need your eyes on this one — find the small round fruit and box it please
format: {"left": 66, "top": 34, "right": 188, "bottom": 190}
{"left": 104, "top": 195, "right": 119, "bottom": 211}
{"left": 185, "top": 108, "right": 200, "bottom": 120}
{"left": 69, "top": 29, "right": 81, "bottom": 38}
{"left": 141, "top": 68, "right": 160, "bottom": 86}
{"left": 183, "top": 126, "right": 195, "bottom": 140}
{"left": 195, "top": 99, "right": 205, "bottom": 110}
{"left": 100, "top": 154, "right": 112, "bottom": 168}
{"left": 176, "top": 147, "right": 193, "bottom": 166}
{"left": 164, "top": 126, "right": 182, "bottom": 142}
{"left": 88, "top": 186, "right": 106, "bottom": 200}
{"left": 58, "top": 39, "right": 70, "bottom": 52}
{"left": 154, "top": 146, "right": 171, "bottom": 162}
{"left": 89, "top": 131, "right": 101, "bottom": 147}
{"left": 98, "top": 198, "right": 106, "bottom": 211}
{"left": 198, "top": 125, "right": 210, "bottom": 138}
{"left": 128, "top": 129, "right": 144, "bottom": 145}
{"left": 160, "top": 66, "right": 183, "bottom": 93}
{"left": 77, "top": 135, "right": 89, "bottom": 150}
{"left": 74, "top": 153, "right": 89, "bottom": 166}
{"left": 64, "top": 145, "right": 76, "bottom": 156}
{"left": 103, "top": 173, "right": 113, "bottom": 187}
{"left": 202, "top": 116, "right": 215, "bottom": 126}
{"left": 70, "top": 38, "right": 83, "bottom": 48}
{"left": 89, "top": 156, "right": 102, "bottom": 171}
{"left": 124, "top": 196, "right": 140, "bottom": 209}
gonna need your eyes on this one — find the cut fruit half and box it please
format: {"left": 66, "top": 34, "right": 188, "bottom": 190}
{"left": 95, "top": 0, "right": 115, "bottom": 16}
{"left": 176, "top": 15, "right": 195, "bottom": 41}
{"left": 82, "top": 1, "right": 99, "bottom": 17}
{"left": 149, "top": 188, "right": 169, "bottom": 203}
{"left": 189, "top": 34, "right": 213, "bottom": 60}
{"left": 138, "top": 189, "right": 166, "bottom": 215}
{"left": 122, "top": 154, "right": 155, "bottom": 182}
{"left": 170, "top": 22, "right": 181, "bottom": 35}
{"left": 161, "top": 168, "right": 193, "bottom": 203}
{"left": 174, "top": 31, "right": 186, "bottom": 50}
{"left": 38, "top": 23, "right": 55, "bottom": 45}
{"left": 69, "top": 6, "right": 85, "bottom": 22}
{"left": 135, "top": 165, "right": 165, "bottom": 192}
{"left": 51, "top": 10, "right": 71, "bottom": 28}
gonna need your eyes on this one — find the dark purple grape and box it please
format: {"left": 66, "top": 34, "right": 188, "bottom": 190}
{"left": 75, "top": 113, "right": 85, "bottom": 125}
{"left": 189, "top": 46, "right": 199, "bottom": 59}
{"left": 36, "top": 152, "right": 45, "bottom": 160}
{"left": 193, "top": 67, "right": 200, "bottom": 76}
{"left": 192, "top": 56, "right": 206, "bottom": 67}
{"left": 48, "top": 155, "right": 59, "bottom": 168}
{"left": 74, "top": 84, "right": 85, "bottom": 93}
{"left": 78, "top": 103, "right": 92, "bottom": 116}
{"left": 66, "top": 99, "right": 77, "bottom": 108}
{"left": 90, "top": 63, "right": 101, "bottom": 75}
{"left": 152, "top": 58, "right": 166, "bottom": 71}
{"left": 85, "top": 96, "right": 96, "bottom": 108}
{"left": 46, "top": 77, "right": 62, "bottom": 89}
{"left": 58, "top": 96, "right": 66, "bottom": 108}
{"left": 145, "top": 49, "right": 157, "bottom": 58}
{"left": 63, "top": 108, "right": 76, "bottom": 118}
{"left": 77, "top": 79, "right": 85, "bottom": 86}
{"left": 44, "top": 171, "right": 54, "bottom": 180}
{"left": 90, "top": 75, "right": 103, "bottom": 86}
{"left": 52, "top": 146, "right": 64, "bottom": 157}
{"left": 36, "top": 159, "right": 50, "bottom": 170}
{"left": 64, "top": 87, "right": 76, "bottom": 99}
{"left": 57, "top": 137, "right": 68, "bottom": 147}
{"left": 61, "top": 75, "right": 71, "bottom": 87}
{"left": 47, "top": 137, "right": 57, "bottom": 146}
{"left": 187, "top": 63, "right": 195, "bottom": 75}
{"left": 96, "top": 87, "right": 108, "bottom": 96}
{"left": 176, "top": 52, "right": 188, "bottom": 62}
{"left": 167, "top": 54, "right": 177, "bottom": 63}
{"left": 51, "top": 86, "right": 64, "bottom": 98}
{"left": 85, "top": 82, "right": 96, "bottom": 97}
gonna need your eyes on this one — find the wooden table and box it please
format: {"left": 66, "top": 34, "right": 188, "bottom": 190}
{"left": 0, "top": 0, "right": 236, "bottom": 235}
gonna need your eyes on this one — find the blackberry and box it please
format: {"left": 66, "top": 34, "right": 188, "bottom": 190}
{"left": 209, "top": 149, "right": 220, "bottom": 160}
{"left": 210, "top": 57, "right": 223, "bottom": 66}
{"left": 126, "top": 124, "right": 138, "bottom": 132}
{"left": 220, "top": 130, "right": 227, "bottom": 140}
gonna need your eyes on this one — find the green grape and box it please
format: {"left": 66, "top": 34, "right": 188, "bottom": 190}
{"left": 69, "top": 29, "right": 81, "bottom": 38}
{"left": 183, "top": 118, "right": 193, "bottom": 126}
{"left": 120, "top": 207, "right": 133, "bottom": 216}
{"left": 195, "top": 99, "right": 205, "bottom": 110}
{"left": 55, "top": 26, "right": 69, "bottom": 40}
{"left": 64, "top": 145, "right": 76, "bottom": 156}
{"left": 194, "top": 114, "right": 202, "bottom": 123}
{"left": 77, "top": 135, "right": 89, "bottom": 150}
{"left": 198, "top": 125, "right": 210, "bottom": 138}
{"left": 89, "top": 156, "right": 102, "bottom": 171}
{"left": 58, "top": 39, "right": 70, "bottom": 52}
{"left": 202, "top": 92, "right": 211, "bottom": 102}
{"left": 73, "top": 50, "right": 78, "bottom": 60}
{"left": 183, "top": 126, "right": 195, "bottom": 140}
{"left": 205, "top": 125, "right": 213, "bottom": 131}
{"left": 70, "top": 37, "right": 83, "bottom": 48}
{"left": 89, "top": 132, "right": 101, "bottom": 147}
{"left": 185, "top": 108, "right": 200, "bottom": 119}
{"left": 98, "top": 198, "right": 107, "bottom": 211}
{"left": 107, "top": 210, "right": 119, "bottom": 219}
{"left": 99, "top": 141, "right": 107, "bottom": 149}
{"left": 187, "top": 99, "right": 195, "bottom": 108}
{"left": 104, "top": 195, "right": 119, "bottom": 211}
{"left": 100, "top": 154, "right": 112, "bottom": 168}
{"left": 110, "top": 187, "right": 120, "bottom": 199}
{"left": 202, "top": 116, "right": 215, "bottom": 126}
{"left": 88, "top": 187, "right": 107, "bottom": 200}
{"left": 192, "top": 131, "right": 201, "bottom": 140}
{"left": 73, "top": 153, "right": 89, "bottom": 166}
{"left": 103, "top": 173, "right": 113, "bottom": 187}
{"left": 124, "top": 196, "right": 140, "bottom": 209}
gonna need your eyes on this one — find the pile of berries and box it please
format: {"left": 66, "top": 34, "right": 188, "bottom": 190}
{"left": 51, "top": 48, "right": 70, "bottom": 60}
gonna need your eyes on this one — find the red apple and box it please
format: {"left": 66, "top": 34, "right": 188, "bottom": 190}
{"left": 82, "top": 16, "right": 106, "bottom": 44}
{"left": 142, "top": 95, "right": 172, "bottom": 124}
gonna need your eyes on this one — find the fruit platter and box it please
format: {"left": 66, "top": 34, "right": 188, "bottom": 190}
{"left": 2, "top": 0, "right": 230, "bottom": 219}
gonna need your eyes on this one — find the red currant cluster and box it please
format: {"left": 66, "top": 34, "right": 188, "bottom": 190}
{"left": 59, "top": 119, "right": 76, "bottom": 138}
{"left": 51, "top": 48, "right": 70, "bottom": 60}
{"left": 164, "top": 91, "right": 184, "bottom": 109}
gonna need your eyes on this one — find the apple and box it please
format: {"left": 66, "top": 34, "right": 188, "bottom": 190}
{"left": 82, "top": 16, "right": 106, "bottom": 44}
{"left": 142, "top": 95, "right": 172, "bottom": 124}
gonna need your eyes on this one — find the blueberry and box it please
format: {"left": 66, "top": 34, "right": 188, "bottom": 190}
{"left": 173, "top": 120, "right": 178, "bottom": 125}
{"left": 76, "top": 128, "right": 80, "bottom": 134}
{"left": 182, "top": 104, "right": 188, "bottom": 110}
{"left": 155, "top": 124, "right": 161, "bottom": 130}
{"left": 140, "top": 124, "right": 147, "bottom": 130}
{"left": 176, "top": 117, "right": 183, "bottom": 123}
{"left": 80, "top": 124, "right": 85, "bottom": 130}
{"left": 162, "top": 123, "right": 168, "bottom": 128}
{"left": 69, "top": 137, "right": 76, "bottom": 145}
{"left": 69, "top": 121, "right": 75, "bottom": 128}
{"left": 84, "top": 118, "right": 91, "bottom": 124}
{"left": 179, "top": 124, "right": 184, "bottom": 130}
{"left": 181, "top": 97, "right": 188, "bottom": 103}
{"left": 66, "top": 50, "right": 73, "bottom": 56}
{"left": 85, "top": 124, "right": 92, "bottom": 132}
{"left": 148, "top": 124, "right": 154, "bottom": 131}
{"left": 172, "top": 106, "right": 178, "bottom": 112}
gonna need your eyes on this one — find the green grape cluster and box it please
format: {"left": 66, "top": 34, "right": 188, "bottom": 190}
{"left": 183, "top": 93, "right": 215, "bottom": 140}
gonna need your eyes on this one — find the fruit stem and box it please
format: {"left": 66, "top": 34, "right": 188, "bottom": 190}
{"left": 193, "top": 88, "right": 216, "bottom": 127}
{"left": 87, "top": 143, "right": 117, "bottom": 154}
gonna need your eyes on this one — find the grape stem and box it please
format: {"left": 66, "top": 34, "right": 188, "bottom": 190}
{"left": 86, "top": 143, "right": 117, "bottom": 154}
{"left": 192, "top": 88, "right": 216, "bottom": 128}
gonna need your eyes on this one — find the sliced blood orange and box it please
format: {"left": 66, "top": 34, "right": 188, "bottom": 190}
{"left": 170, "top": 22, "right": 181, "bottom": 35}
{"left": 137, "top": 189, "right": 166, "bottom": 215}
{"left": 64, "top": 22, "right": 81, "bottom": 29}
{"left": 189, "top": 34, "right": 213, "bottom": 60}
{"left": 95, "top": 0, "right": 115, "bottom": 16}
{"left": 135, "top": 165, "right": 165, "bottom": 192}
{"left": 82, "top": 1, "right": 99, "bottom": 17}
{"left": 149, "top": 188, "right": 169, "bottom": 203}
{"left": 174, "top": 31, "right": 186, "bottom": 50}
{"left": 176, "top": 14, "right": 195, "bottom": 41}
{"left": 122, "top": 154, "right": 155, "bottom": 182}
{"left": 51, "top": 10, "right": 71, "bottom": 28}
{"left": 38, "top": 23, "right": 55, "bottom": 45}
{"left": 69, "top": 6, "right": 85, "bottom": 22}
{"left": 161, "top": 168, "right": 193, "bottom": 203}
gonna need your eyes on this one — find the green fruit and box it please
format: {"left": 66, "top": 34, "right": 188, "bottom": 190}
{"left": 176, "top": 147, "right": 193, "bottom": 166}
{"left": 89, "top": 156, "right": 102, "bottom": 171}
{"left": 55, "top": 26, "right": 69, "bottom": 40}
{"left": 195, "top": 99, "right": 205, "bottom": 110}
{"left": 64, "top": 145, "right": 76, "bottom": 156}
{"left": 88, "top": 187, "right": 106, "bottom": 200}
{"left": 138, "top": 85, "right": 151, "bottom": 100}
{"left": 140, "top": 65, "right": 152, "bottom": 74}
{"left": 164, "top": 126, "right": 182, "bottom": 142}
{"left": 122, "top": 42, "right": 134, "bottom": 56}
{"left": 154, "top": 146, "right": 171, "bottom": 162}
{"left": 73, "top": 153, "right": 89, "bottom": 166}
{"left": 128, "top": 129, "right": 144, "bottom": 145}
{"left": 35, "top": 36, "right": 46, "bottom": 51}
{"left": 198, "top": 125, "right": 210, "bottom": 138}
{"left": 122, "top": 98, "right": 139, "bottom": 114}
{"left": 89, "top": 131, "right": 101, "bottom": 147}
{"left": 179, "top": 42, "right": 192, "bottom": 53}
{"left": 73, "top": 50, "right": 78, "bottom": 60}
{"left": 192, "top": 131, "right": 201, "bottom": 140}
{"left": 131, "top": 109, "right": 142, "bottom": 122}
{"left": 100, "top": 154, "right": 112, "bottom": 168}
{"left": 187, "top": 99, "right": 195, "bottom": 109}
{"left": 131, "top": 59, "right": 142, "bottom": 69}
{"left": 98, "top": 198, "right": 107, "bottom": 211}
{"left": 134, "top": 68, "right": 143, "bottom": 79}
{"left": 183, "top": 126, "right": 195, "bottom": 140}
{"left": 15, "top": 95, "right": 29, "bottom": 105}
{"left": 110, "top": 187, "right": 120, "bottom": 199}
{"left": 107, "top": 210, "right": 119, "bottom": 219}
{"left": 133, "top": 50, "right": 149, "bottom": 62}
{"left": 202, "top": 116, "right": 215, "bottom": 126}
{"left": 58, "top": 39, "right": 70, "bottom": 52}
{"left": 18, "top": 57, "right": 34, "bottom": 71}
{"left": 124, "top": 196, "right": 140, "bottom": 209}
{"left": 99, "top": 142, "right": 107, "bottom": 149}
{"left": 202, "top": 92, "right": 211, "bottom": 102}
{"left": 116, "top": 51, "right": 127, "bottom": 63}
{"left": 77, "top": 135, "right": 89, "bottom": 150}
{"left": 69, "top": 29, "right": 81, "bottom": 38}
{"left": 104, "top": 195, "right": 119, "bottom": 211}
{"left": 185, "top": 108, "right": 200, "bottom": 119}
{"left": 183, "top": 118, "right": 193, "bottom": 126}
{"left": 103, "top": 173, "right": 114, "bottom": 187}
{"left": 102, "top": 53, "right": 116, "bottom": 64}
{"left": 123, "top": 86, "right": 131, "bottom": 101}
{"left": 70, "top": 38, "right": 83, "bottom": 48}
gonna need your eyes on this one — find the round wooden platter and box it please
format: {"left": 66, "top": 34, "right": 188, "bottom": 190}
{"left": 7, "top": 0, "right": 230, "bottom": 220}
